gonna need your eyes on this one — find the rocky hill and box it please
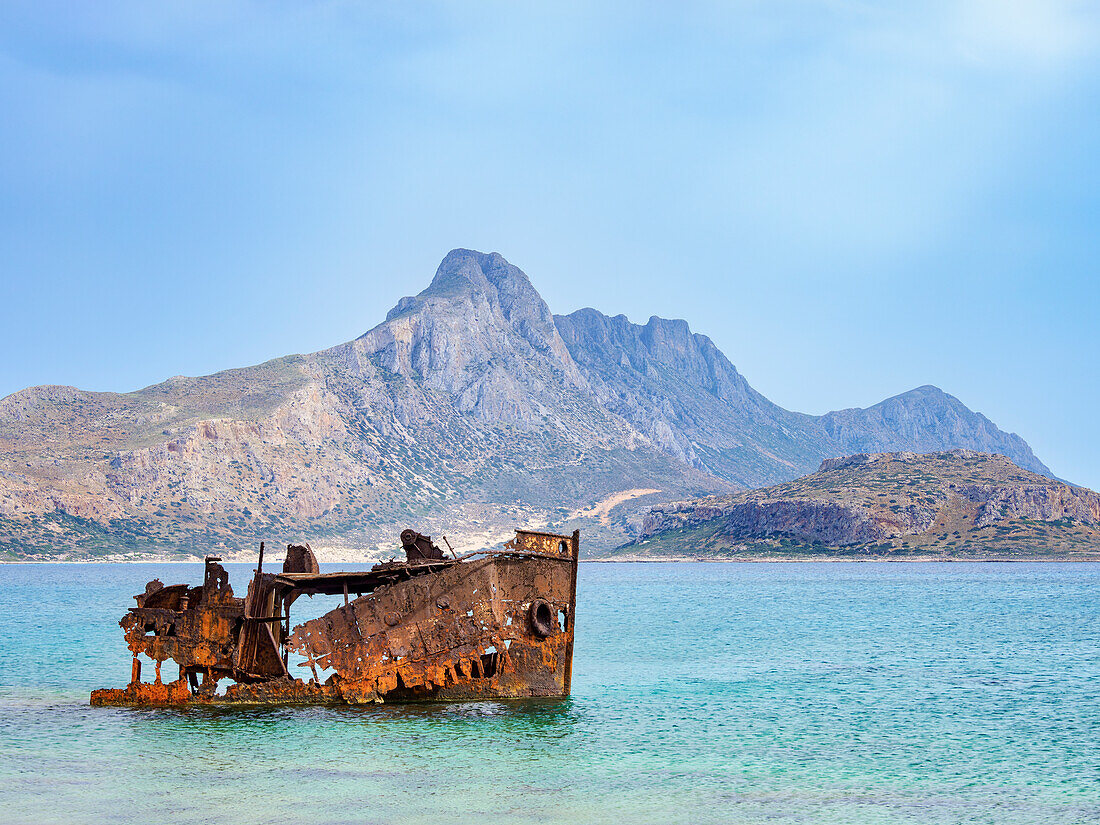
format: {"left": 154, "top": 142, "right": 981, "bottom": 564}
{"left": 620, "top": 451, "right": 1100, "bottom": 559}
{"left": 0, "top": 249, "right": 1054, "bottom": 560}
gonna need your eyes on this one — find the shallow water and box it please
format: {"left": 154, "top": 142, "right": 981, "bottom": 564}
{"left": 1, "top": 561, "right": 1098, "bottom": 824}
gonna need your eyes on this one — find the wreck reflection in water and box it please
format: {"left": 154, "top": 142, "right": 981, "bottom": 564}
{"left": 115, "top": 696, "right": 580, "bottom": 732}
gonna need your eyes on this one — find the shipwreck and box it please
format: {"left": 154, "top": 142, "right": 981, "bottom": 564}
{"left": 90, "top": 528, "right": 579, "bottom": 706}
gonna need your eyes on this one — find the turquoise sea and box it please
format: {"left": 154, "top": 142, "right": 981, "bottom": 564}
{"left": 1, "top": 561, "right": 1097, "bottom": 824}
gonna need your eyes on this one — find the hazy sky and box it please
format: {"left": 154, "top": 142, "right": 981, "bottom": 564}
{"left": 2, "top": 2, "right": 1098, "bottom": 487}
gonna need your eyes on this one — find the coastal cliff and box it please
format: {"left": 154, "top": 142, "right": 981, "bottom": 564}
{"left": 623, "top": 451, "right": 1100, "bottom": 559}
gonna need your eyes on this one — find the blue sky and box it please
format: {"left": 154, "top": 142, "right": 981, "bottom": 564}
{"left": 1, "top": 1, "right": 1098, "bottom": 487}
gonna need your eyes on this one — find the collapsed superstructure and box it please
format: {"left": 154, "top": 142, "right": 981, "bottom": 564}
{"left": 90, "top": 528, "right": 579, "bottom": 706}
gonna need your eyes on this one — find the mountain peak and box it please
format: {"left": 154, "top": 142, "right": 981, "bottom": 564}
{"left": 351, "top": 249, "right": 585, "bottom": 416}
{"left": 424, "top": 248, "right": 513, "bottom": 295}
{"left": 892, "top": 384, "right": 949, "bottom": 401}
{"left": 820, "top": 385, "right": 1050, "bottom": 477}
{"left": 386, "top": 249, "right": 544, "bottom": 323}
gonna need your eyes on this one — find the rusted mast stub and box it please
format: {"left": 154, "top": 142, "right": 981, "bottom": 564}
{"left": 90, "top": 528, "right": 580, "bottom": 707}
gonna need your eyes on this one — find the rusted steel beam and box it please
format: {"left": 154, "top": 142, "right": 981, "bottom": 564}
{"left": 563, "top": 529, "right": 580, "bottom": 695}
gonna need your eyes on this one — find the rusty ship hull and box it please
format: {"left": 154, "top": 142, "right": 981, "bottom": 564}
{"left": 90, "top": 529, "right": 579, "bottom": 707}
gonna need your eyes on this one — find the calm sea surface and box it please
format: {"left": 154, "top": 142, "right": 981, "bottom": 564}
{"left": 0, "top": 561, "right": 1097, "bottom": 825}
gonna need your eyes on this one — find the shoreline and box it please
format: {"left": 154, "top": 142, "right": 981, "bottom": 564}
{"left": 589, "top": 555, "right": 1100, "bottom": 563}
{"left": 3, "top": 555, "right": 1100, "bottom": 565}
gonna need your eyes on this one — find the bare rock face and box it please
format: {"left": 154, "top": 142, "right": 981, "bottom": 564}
{"left": 643, "top": 493, "right": 903, "bottom": 546}
{"left": 554, "top": 309, "right": 824, "bottom": 486}
{"left": 0, "top": 250, "right": 1059, "bottom": 558}
{"left": 960, "top": 483, "right": 1100, "bottom": 527}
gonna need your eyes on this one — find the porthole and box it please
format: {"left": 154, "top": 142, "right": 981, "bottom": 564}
{"left": 528, "top": 599, "right": 554, "bottom": 637}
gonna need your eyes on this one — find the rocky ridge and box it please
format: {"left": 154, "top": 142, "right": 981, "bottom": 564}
{"left": 555, "top": 309, "right": 1048, "bottom": 486}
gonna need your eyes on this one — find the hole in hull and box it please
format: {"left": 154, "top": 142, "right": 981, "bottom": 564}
{"left": 479, "top": 651, "right": 499, "bottom": 679}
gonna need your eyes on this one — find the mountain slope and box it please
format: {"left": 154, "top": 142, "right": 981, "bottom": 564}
{"left": 554, "top": 309, "right": 824, "bottom": 486}
{"left": 619, "top": 451, "right": 1098, "bottom": 560}
{"left": 0, "top": 249, "right": 1054, "bottom": 559}
{"left": 820, "top": 385, "right": 1045, "bottom": 471}
{"left": 554, "top": 310, "right": 1049, "bottom": 486}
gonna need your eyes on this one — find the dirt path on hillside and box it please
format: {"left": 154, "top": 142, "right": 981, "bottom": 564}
{"left": 572, "top": 488, "right": 661, "bottom": 524}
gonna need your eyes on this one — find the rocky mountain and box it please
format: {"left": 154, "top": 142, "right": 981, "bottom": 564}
{"left": 554, "top": 311, "right": 1048, "bottom": 486}
{"left": 818, "top": 386, "right": 1044, "bottom": 470}
{"left": 622, "top": 451, "right": 1100, "bottom": 560}
{"left": 554, "top": 310, "right": 825, "bottom": 486}
{"left": 0, "top": 249, "right": 1055, "bottom": 560}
